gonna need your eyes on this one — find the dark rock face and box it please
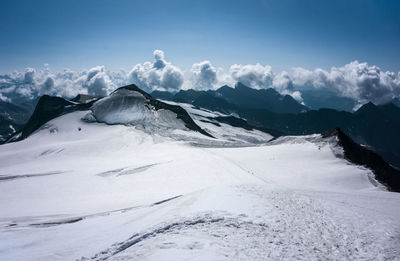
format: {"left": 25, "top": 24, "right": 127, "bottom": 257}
{"left": 10, "top": 95, "right": 99, "bottom": 142}
{"left": 70, "top": 94, "right": 102, "bottom": 104}
{"left": 20, "top": 95, "right": 72, "bottom": 140}
{"left": 323, "top": 128, "right": 400, "bottom": 192}
{"left": 150, "top": 90, "right": 175, "bottom": 101}
{"left": 173, "top": 89, "right": 208, "bottom": 104}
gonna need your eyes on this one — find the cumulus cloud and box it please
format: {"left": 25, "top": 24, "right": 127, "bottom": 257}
{"left": 272, "top": 71, "right": 303, "bottom": 102}
{"left": 40, "top": 77, "right": 55, "bottom": 95}
{"left": 153, "top": 50, "right": 166, "bottom": 69}
{"left": 83, "top": 66, "right": 116, "bottom": 96}
{"left": 24, "top": 68, "right": 36, "bottom": 84}
{"left": 222, "top": 61, "right": 400, "bottom": 104}
{"left": 290, "top": 61, "right": 400, "bottom": 104}
{"left": 128, "top": 50, "right": 183, "bottom": 92}
{"left": 0, "top": 64, "right": 124, "bottom": 103}
{"left": 190, "top": 61, "right": 218, "bottom": 90}
{"left": 229, "top": 63, "right": 274, "bottom": 89}
{"left": 273, "top": 71, "right": 294, "bottom": 91}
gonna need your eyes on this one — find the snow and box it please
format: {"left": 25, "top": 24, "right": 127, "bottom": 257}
{"left": 88, "top": 88, "right": 187, "bottom": 132}
{"left": 8, "top": 124, "right": 16, "bottom": 132}
{"left": 0, "top": 105, "right": 399, "bottom": 260}
{"left": 166, "top": 101, "right": 274, "bottom": 145}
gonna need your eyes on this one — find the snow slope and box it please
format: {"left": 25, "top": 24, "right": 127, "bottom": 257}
{"left": 88, "top": 89, "right": 186, "bottom": 130}
{"left": 0, "top": 106, "right": 399, "bottom": 260}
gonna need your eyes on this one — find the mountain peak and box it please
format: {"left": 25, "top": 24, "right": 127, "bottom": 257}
{"left": 235, "top": 82, "right": 252, "bottom": 90}
{"left": 354, "top": 101, "right": 377, "bottom": 115}
{"left": 70, "top": 94, "right": 101, "bottom": 104}
{"left": 216, "top": 85, "right": 233, "bottom": 92}
{"left": 12, "top": 95, "right": 95, "bottom": 141}
{"left": 114, "top": 84, "right": 152, "bottom": 99}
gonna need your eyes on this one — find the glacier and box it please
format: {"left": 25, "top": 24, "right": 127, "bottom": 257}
{"left": 0, "top": 87, "right": 399, "bottom": 260}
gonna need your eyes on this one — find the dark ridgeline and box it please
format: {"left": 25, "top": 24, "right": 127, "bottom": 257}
{"left": 158, "top": 82, "right": 307, "bottom": 114}
{"left": 323, "top": 128, "right": 400, "bottom": 192}
{"left": 11, "top": 95, "right": 100, "bottom": 142}
{"left": 152, "top": 83, "right": 400, "bottom": 170}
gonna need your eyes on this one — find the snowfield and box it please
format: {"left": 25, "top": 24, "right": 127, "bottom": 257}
{"left": 0, "top": 107, "right": 399, "bottom": 260}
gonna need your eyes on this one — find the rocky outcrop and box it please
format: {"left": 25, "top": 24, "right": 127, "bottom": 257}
{"left": 323, "top": 128, "right": 400, "bottom": 192}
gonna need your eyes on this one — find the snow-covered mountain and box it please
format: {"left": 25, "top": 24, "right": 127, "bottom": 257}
{"left": 0, "top": 84, "right": 399, "bottom": 260}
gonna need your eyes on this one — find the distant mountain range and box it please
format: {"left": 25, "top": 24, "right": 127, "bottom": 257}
{"left": 152, "top": 82, "right": 400, "bottom": 169}
{"left": 154, "top": 82, "right": 308, "bottom": 114}
{"left": 1, "top": 82, "right": 400, "bottom": 169}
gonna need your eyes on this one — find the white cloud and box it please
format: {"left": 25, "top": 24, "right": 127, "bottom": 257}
{"left": 24, "top": 68, "right": 35, "bottom": 84}
{"left": 229, "top": 63, "right": 274, "bottom": 89}
{"left": 128, "top": 50, "right": 183, "bottom": 92}
{"left": 225, "top": 64, "right": 302, "bottom": 101}
{"left": 153, "top": 50, "right": 167, "bottom": 69}
{"left": 190, "top": 61, "right": 218, "bottom": 90}
{"left": 272, "top": 71, "right": 303, "bottom": 102}
{"left": 290, "top": 61, "right": 400, "bottom": 104}
{"left": 273, "top": 71, "right": 294, "bottom": 91}
{"left": 84, "top": 66, "right": 117, "bottom": 96}
{"left": 226, "top": 60, "right": 400, "bottom": 104}
{"left": 0, "top": 64, "right": 123, "bottom": 103}
{"left": 289, "top": 91, "right": 303, "bottom": 103}
{"left": 40, "top": 77, "right": 55, "bottom": 95}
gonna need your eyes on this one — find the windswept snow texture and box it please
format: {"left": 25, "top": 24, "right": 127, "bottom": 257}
{"left": 161, "top": 100, "right": 274, "bottom": 145}
{"left": 0, "top": 106, "right": 399, "bottom": 260}
{"left": 89, "top": 88, "right": 187, "bottom": 131}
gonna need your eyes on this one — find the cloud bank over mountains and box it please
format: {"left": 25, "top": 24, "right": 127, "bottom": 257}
{"left": 292, "top": 62, "right": 400, "bottom": 105}
{"left": 0, "top": 65, "right": 119, "bottom": 102}
{"left": 1, "top": 50, "right": 399, "bottom": 108}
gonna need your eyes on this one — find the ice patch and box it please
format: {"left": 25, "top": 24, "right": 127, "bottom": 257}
{"left": 88, "top": 89, "right": 187, "bottom": 133}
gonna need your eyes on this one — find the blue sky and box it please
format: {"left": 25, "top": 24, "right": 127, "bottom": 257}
{"left": 1, "top": 0, "right": 399, "bottom": 72}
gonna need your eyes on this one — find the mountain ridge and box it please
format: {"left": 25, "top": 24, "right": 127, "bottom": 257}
{"left": 152, "top": 86, "right": 400, "bottom": 169}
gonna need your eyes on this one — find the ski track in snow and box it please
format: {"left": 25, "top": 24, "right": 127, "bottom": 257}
{"left": 80, "top": 185, "right": 400, "bottom": 261}
{"left": 0, "top": 195, "right": 182, "bottom": 230}
{"left": 0, "top": 170, "right": 65, "bottom": 181}
{"left": 97, "top": 162, "right": 170, "bottom": 177}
